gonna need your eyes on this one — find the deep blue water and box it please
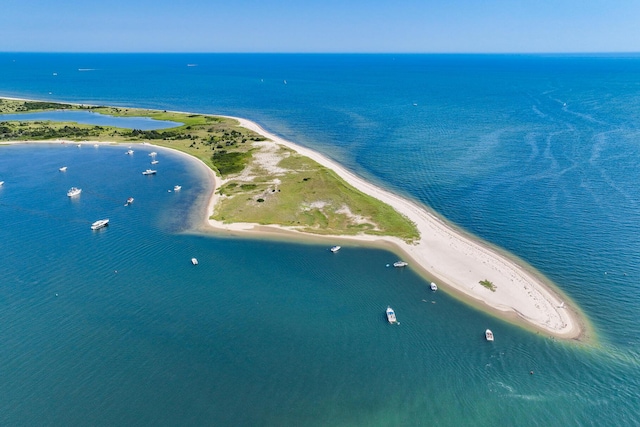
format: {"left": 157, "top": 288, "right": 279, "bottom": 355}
{"left": 0, "top": 110, "right": 181, "bottom": 130}
{"left": 1, "top": 53, "right": 640, "bottom": 426}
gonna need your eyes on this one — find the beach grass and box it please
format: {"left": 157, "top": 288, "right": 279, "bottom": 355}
{"left": 214, "top": 148, "right": 418, "bottom": 241}
{"left": 480, "top": 279, "right": 497, "bottom": 292}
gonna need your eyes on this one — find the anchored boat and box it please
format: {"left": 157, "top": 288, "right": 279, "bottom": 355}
{"left": 485, "top": 329, "right": 494, "bottom": 341}
{"left": 91, "top": 219, "right": 109, "bottom": 230}
{"left": 67, "top": 187, "right": 82, "bottom": 197}
{"left": 386, "top": 306, "right": 397, "bottom": 324}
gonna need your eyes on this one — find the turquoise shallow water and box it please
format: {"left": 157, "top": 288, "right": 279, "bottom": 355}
{"left": 1, "top": 54, "right": 640, "bottom": 425}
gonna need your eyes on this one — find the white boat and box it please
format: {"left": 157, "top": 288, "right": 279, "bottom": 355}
{"left": 386, "top": 306, "right": 397, "bottom": 324}
{"left": 91, "top": 219, "right": 109, "bottom": 230}
{"left": 430, "top": 282, "right": 438, "bottom": 291}
{"left": 191, "top": 258, "right": 198, "bottom": 265}
{"left": 0, "top": 181, "right": 4, "bottom": 186}
{"left": 485, "top": 329, "right": 494, "bottom": 341}
{"left": 149, "top": 152, "right": 157, "bottom": 157}
{"left": 67, "top": 187, "right": 82, "bottom": 197}
{"left": 59, "top": 166, "right": 67, "bottom": 172}
{"left": 126, "top": 149, "right": 134, "bottom": 155}
{"left": 150, "top": 160, "right": 159, "bottom": 165}
{"left": 330, "top": 245, "right": 341, "bottom": 253}
{"left": 125, "top": 197, "right": 134, "bottom": 206}
{"left": 174, "top": 185, "right": 182, "bottom": 191}
{"left": 393, "top": 261, "right": 408, "bottom": 268}
{"left": 142, "top": 169, "right": 157, "bottom": 175}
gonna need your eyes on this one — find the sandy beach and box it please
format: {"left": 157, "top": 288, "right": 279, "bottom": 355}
{"left": 206, "top": 117, "right": 584, "bottom": 340}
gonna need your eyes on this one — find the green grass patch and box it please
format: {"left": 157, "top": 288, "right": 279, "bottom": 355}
{"left": 212, "top": 150, "right": 252, "bottom": 176}
{"left": 479, "top": 279, "right": 496, "bottom": 292}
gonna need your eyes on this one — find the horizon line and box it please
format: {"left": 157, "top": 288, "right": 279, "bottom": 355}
{"left": 1, "top": 51, "right": 640, "bottom": 56}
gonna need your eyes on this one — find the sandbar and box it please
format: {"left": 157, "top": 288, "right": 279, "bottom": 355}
{"left": 205, "top": 117, "right": 585, "bottom": 340}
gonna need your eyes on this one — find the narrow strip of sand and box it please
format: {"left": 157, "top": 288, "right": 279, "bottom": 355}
{"left": 207, "top": 117, "right": 583, "bottom": 340}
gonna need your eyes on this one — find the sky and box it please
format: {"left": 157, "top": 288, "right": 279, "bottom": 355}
{"left": 1, "top": 0, "right": 639, "bottom": 53}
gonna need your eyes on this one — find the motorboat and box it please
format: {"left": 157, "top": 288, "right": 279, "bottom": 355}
{"left": 149, "top": 152, "right": 157, "bottom": 157}
{"left": 191, "top": 258, "right": 198, "bottom": 265}
{"left": 125, "top": 197, "right": 134, "bottom": 206}
{"left": 126, "top": 149, "right": 134, "bottom": 155}
{"left": 174, "top": 185, "right": 182, "bottom": 191}
{"left": 330, "top": 245, "right": 340, "bottom": 253}
{"left": 393, "top": 261, "right": 408, "bottom": 268}
{"left": 430, "top": 282, "right": 438, "bottom": 291}
{"left": 485, "top": 329, "right": 494, "bottom": 341}
{"left": 0, "top": 181, "right": 4, "bottom": 186}
{"left": 386, "top": 306, "right": 397, "bottom": 324}
{"left": 91, "top": 219, "right": 109, "bottom": 230}
{"left": 142, "top": 169, "right": 157, "bottom": 175}
{"left": 59, "top": 166, "right": 67, "bottom": 172}
{"left": 151, "top": 160, "right": 159, "bottom": 165}
{"left": 67, "top": 187, "right": 82, "bottom": 197}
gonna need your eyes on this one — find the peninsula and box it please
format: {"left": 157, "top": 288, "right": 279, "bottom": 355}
{"left": 0, "top": 97, "right": 586, "bottom": 340}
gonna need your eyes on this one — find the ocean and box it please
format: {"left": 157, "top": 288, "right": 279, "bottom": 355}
{"left": 1, "top": 53, "right": 639, "bottom": 426}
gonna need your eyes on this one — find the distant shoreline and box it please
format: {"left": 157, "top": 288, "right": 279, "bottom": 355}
{"left": 0, "top": 97, "right": 588, "bottom": 340}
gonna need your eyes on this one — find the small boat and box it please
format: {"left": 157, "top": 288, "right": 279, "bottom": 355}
{"left": 126, "top": 149, "right": 134, "bottom": 155}
{"left": 150, "top": 160, "right": 159, "bottom": 165}
{"left": 149, "top": 152, "right": 157, "bottom": 157}
{"left": 0, "top": 181, "right": 4, "bottom": 186}
{"left": 386, "top": 306, "right": 397, "bottom": 324}
{"left": 485, "top": 329, "right": 494, "bottom": 341}
{"left": 94, "top": 144, "right": 99, "bottom": 148}
{"left": 393, "top": 261, "right": 408, "bottom": 268}
{"left": 91, "top": 219, "right": 109, "bottom": 230}
{"left": 330, "top": 245, "right": 341, "bottom": 253}
{"left": 125, "top": 197, "right": 134, "bottom": 206}
{"left": 191, "top": 258, "right": 198, "bottom": 265}
{"left": 174, "top": 185, "right": 182, "bottom": 191}
{"left": 59, "top": 166, "right": 67, "bottom": 172}
{"left": 76, "top": 144, "right": 82, "bottom": 148}
{"left": 142, "top": 169, "right": 157, "bottom": 175}
{"left": 67, "top": 187, "right": 82, "bottom": 197}
{"left": 430, "top": 282, "right": 438, "bottom": 291}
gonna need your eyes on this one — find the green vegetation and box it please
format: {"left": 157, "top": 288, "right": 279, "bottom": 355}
{"left": 1, "top": 97, "right": 419, "bottom": 242}
{"left": 0, "top": 98, "right": 74, "bottom": 113}
{"left": 212, "top": 150, "right": 253, "bottom": 176}
{"left": 479, "top": 279, "right": 496, "bottom": 292}
{"left": 214, "top": 148, "right": 419, "bottom": 242}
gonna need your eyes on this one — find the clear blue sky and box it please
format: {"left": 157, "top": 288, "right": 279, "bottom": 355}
{"left": 2, "top": 0, "right": 639, "bottom": 53}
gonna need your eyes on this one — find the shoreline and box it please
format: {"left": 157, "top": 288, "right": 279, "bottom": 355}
{"left": 205, "top": 116, "right": 586, "bottom": 340}
{"left": 0, "top": 102, "right": 587, "bottom": 340}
